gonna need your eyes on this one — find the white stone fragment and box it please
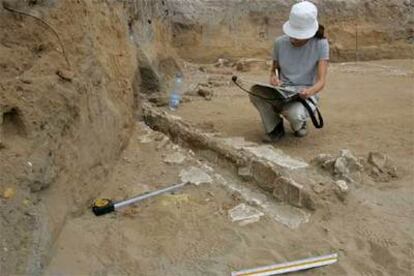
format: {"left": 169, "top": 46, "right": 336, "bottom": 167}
{"left": 335, "top": 180, "right": 349, "bottom": 193}
{"left": 163, "top": 152, "right": 186, "bottom": 164}
{"left": 137, "top": 134, "right": 154, "bottom": 144}
{"left": 214, "top": 173, "right": 310, "bottom": 229}
{"left": 244, "top": 145, "right": 308, "bottom": 169}
{"left": 229, "top": 203, "right": 264, "bottom": 226}
{"left": 179, "top": 166, "right": 213, "bottom": 185}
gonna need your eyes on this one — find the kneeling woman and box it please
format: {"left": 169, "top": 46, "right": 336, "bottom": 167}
{"left": 250, "top": 1, "right": 329, "bottom": 142}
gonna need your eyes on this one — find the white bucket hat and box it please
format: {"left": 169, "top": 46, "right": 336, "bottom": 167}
{"left": 283, "top": 1, "right": 319, "bottom": 39}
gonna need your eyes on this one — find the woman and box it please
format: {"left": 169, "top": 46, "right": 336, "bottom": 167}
{"left": 250, "top": 1, "right": 329, "bottom": 142}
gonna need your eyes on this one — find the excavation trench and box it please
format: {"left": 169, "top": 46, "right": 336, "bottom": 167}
{"left": 1, "top": 0, "right": 413, "bottom": 275}
{"left": 142, "top": 102, "right": 323, "bottom": 211}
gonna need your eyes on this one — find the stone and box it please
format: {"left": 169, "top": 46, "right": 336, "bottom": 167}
{"left": 26, "top": 149, "right": 57, "bottom": 192}
{"left": 312, "top": 153, "right": 335, "bottom": 170}
{"left": 234, "top": 58, "right": 269, "bottom": 72}
{"left": 238, "top": 166, "right": 252, "bottom": 179}
{"left": 312, "top": 182, "right": 327, "bottom": 194}
{"left": 56, "top": 69, "right": 74, "bottom": 82}
{"left": 368, "top": 152, "right": 387, "bottom": 171}
{"left": 156, "top": 136, "right": 170, "bottom": 150}
{"left": 332, "top": 150, "right": 363, "bottom": 182}
{"left": 244, "top": 145, "right": 308, "bottom": 170}
{"left": 214, "top": 58, "right": 232, "bottom": 67}
{"left": 163, "top": 152, "right": 186, "bottom": 164}
{"left": 273, "top": 177, "right": 306, "bottom": 208}
{"left": 366, "top": 152, "right": 399, "bottom": 182}
{"left": 334, "top": 180, "right": 350, "bottom": 201}
{"left": 197, "top": 87, "right": 213, "bottom": 100}
{"left": 335, "top": 180, "right": 349, "bottom": 193}
{"left": 339, "top": 149, "right": 363, "bottom": 171}
{"left": 147, "top": 95, "right": 169, "bottom": 107}
{"left": 2, "top": 188, "right": 15, "bottom": 199}
{"left": 313, "top": 153, "right": 334, "bottom": 163}
{"left": 228, "top": 203, "right": 264, "bottom": 226}
{"left": 179, "top": 166, "right": 213, "bottom": 185}
{"left": 137, "top": 134, "right": 153, "bottom": 144}
{"left": 334, "top": 157, "right": 350, "bottom": 176}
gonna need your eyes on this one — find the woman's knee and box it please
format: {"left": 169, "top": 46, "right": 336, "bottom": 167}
{"left": 282, "top": 103, "right": 305, "bottom": 120}
{"left": 282, "top": 104, "right": 307, "bottom": 130}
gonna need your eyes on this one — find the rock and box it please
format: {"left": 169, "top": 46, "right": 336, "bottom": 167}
{"left": 137, "top": 133, "right": 154, "bottom": 144}
{"left": 20, "top": 78, "right": 32, "bottom": 84}
{"left": 228, "top": 203, "right": 264, "bottom": 226}
{"left": 312, "top": 182, "right": 326, "bottom": 194}
{"left": 322, "top": 159, "right": 336, "bottom": 170}
{"left": 235, "top": 62, "right": 246, "bottom": 72}
{"left": 334, "top": 157, "right": 350, "bottom": 176}
{"left": 153, "top": 132, "right": 165, "bottom": 142}
{"left": 368, "top": 152, "right": 387, "bottom": 171}
{"left": 156, "top": 136, "right": 170, "bottom": 150}
{"left": 331, "top": 149, "right": 363, "bottom": 182}
{"left": 163, "top": 152, "right": 186, "bottom": 164}
{"left": 334, "top": 180, "right": 349, "bottom": 201}
{"left": 234, "top": 58, "right": 269, "bottom": 72}
{"left": 312, "top": 153, "right": 336, "bottom": 170}
{"left": 339, "top": 149, "right": 363, "bottom": 171}
{"left": 313, "top": 153, "right": 334, "bottom": 163}
{"left": 26, "top": 149, "right": 57, "bottom": 192}
{"left": 179, "top": 166, "right": 212, "bottom": 185}
{"left": 56, "top": 69, "right": 74, "bottom": 82}
{"left": 197, "top": 87, "right": 213, "bottom": 100}
{"left": 181, "top": 95, "right": 192, "bottom": 103}
{"left": 214, "top": 58, "right": 232, "bottom": 67}
{"left": 2, "top": 188, "right": 15, "bottom": 199}
{"left": 335, "top": 180, "right": 349, "bottom": 193}
{"left": 367, "top": 152, "right": 399, "bottom": 182}
{"left": 387, "top": 167, "right": 398, "bottom": 178}
{"left": 147, "top": 95, "right": 169, "bottom": 107}
{"left": 238, "top": 166, "right": 252, "bottom": 180}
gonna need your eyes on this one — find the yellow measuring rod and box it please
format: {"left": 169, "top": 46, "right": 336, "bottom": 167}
{"left": 231, "top": 253, "right": 338, "bottom": 276}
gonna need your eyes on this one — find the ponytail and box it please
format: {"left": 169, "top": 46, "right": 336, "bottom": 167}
{"left": 314, "top": 24, "right": 325, "bottom": 39}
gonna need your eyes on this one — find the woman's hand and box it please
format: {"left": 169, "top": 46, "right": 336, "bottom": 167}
{"left": 270, "top": 75, "right": 282, "bottom": 86}
{"left": 299, "top": 88, "right": 313, "bottom": 99}
{"left": 299, "top": 60, "right": 328, "bottom": 99}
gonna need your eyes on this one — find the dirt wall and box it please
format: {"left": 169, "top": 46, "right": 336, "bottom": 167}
{"left": 0, "top": 0, "right": 138, "bottom": 274}
{"left": 167, "top": 0, "right": 414, "bottom": 62}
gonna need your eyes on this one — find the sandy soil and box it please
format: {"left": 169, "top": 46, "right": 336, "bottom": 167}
{"left": 45, "top": 59, "right": 414, "bottom": 276}
{"left": 176, "top": 59, "right": 414, "bottom": 166}
{"left": 2, "top": 1, "right": 413, "bottom": 275}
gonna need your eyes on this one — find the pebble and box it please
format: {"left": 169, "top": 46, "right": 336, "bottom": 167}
{"left": 335, "top": 180, "right": 349, "bottom": 193}
{"left": 3, "top": 188, "right": 15, "bottom": 199}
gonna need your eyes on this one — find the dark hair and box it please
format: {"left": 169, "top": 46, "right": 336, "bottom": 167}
{"left": 314, "top": 24, "right": 325, "bottom": 39}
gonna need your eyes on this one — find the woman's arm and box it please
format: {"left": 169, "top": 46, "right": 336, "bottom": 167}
{"left": 270, "top": 60, "right": 282, "bottom": 86}
{"left": 299, "top": 60, "right": 328, "bottom": 99}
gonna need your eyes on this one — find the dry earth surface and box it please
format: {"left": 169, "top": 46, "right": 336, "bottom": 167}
{"left": 0, "top": 0, "right": 413, "bottom": 275}
{"left": 44, "top": 60, "right": 414, "bottom": 275}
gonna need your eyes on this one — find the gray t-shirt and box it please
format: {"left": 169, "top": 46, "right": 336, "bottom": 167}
{"left": 272, "top": 35, "right": 329, "bottom": 87}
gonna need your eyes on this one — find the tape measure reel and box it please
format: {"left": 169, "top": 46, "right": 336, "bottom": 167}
{"left": 93, "top": 198, "right": 111, "bottom": 208}
{"left": 92, "top": 198, "right": 115, "bottom": 216}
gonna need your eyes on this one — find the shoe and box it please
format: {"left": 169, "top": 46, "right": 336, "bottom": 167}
{"left": 294, "top": 122, "right": 308, "bottom": 137}
{"left": 262, "top": 121, "right": 285, "bottom": 143}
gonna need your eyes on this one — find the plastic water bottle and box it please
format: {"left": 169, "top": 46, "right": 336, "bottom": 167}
{"left": 169, "top": 73, "right": 183, "bottom": 111}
